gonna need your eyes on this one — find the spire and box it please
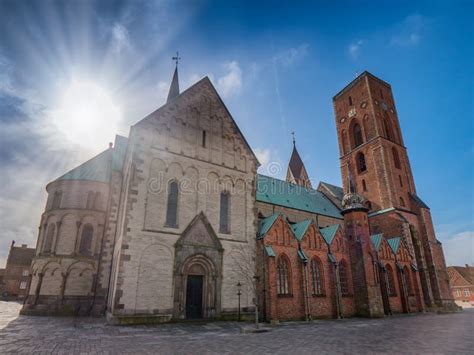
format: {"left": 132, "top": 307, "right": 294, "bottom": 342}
{"left": 166, "top": 52, "right": 181, "bottom": 103}
{"left": 286, "top": 133, "right": 312, "bottom": 189}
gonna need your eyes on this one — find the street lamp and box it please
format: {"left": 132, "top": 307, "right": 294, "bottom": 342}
{"left": 237, "top": 281, "right": 242, "bottom": 321}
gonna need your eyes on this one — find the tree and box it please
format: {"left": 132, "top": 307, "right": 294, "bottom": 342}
{"left": 229, "top": 244, "right": 260, "bottom": 329}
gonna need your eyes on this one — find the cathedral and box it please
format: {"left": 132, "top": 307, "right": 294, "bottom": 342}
{"left": 21, "top": 67, "right": 456, "bottom": 323}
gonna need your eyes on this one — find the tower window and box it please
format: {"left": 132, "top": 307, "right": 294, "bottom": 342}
{"left": 392, "top": 147, "right": 401, "bottom": 169}
{"left": 348, "top": 96, "right": 353, "bottom": 106}
{"left": 165, "top": 181, "right": 179, "bottom": 228}
{"left": 219, "top": 191, "right": 230, "bottom": 234}
{"left": 202, "top": 130, "right": 207, "bottom": 148}
{"left": 352, "top": 123, "right": 363, "bottom": 148}
{"left": 399, "top": 175, "right": 403, "bottom": 187}
{"left": 43, "top": 224, "right": 55, "bottom": 253}
{"left": 357, "top": 152, "right": 367, "bottom": 173}
{"left": 400, "top": 197, "right": 405, "bottom": 207}
{"left": 366, "top": 201, "right": 372, "bottom": 210}
{"left": 362, "top": 179, "right": 367, "bottom": 191}
{"left": 380, "top": 89, "right": 384, "bottom": 100}
{"left": 52, "top": 191, "right": 62, "bottom": 209}
{"left": 79, "top": 224, "right": 93, "bottom": 255}
{"left": 383, "top": 112, "right": 395, "bottom": 142}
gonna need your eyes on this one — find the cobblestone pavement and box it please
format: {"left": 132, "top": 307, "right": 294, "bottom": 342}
{"left": 0, "top": 301, "right": 472, "bottom": 354}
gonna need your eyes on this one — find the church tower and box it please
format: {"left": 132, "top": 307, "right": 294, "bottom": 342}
{"left": 333, "top": 72, "right": 455, "bottom": 310}
{"left": 286, "top": 136, "right": 312, "bottom": 189}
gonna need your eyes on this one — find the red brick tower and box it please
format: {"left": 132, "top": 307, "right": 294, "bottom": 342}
{"left": 341, "top": 170, "right": 384, "bottom": 317}
{"left": 333, "top": 72, "right": 455, "bottom": 310}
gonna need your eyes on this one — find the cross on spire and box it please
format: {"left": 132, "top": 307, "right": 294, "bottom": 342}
{"left": 172, "top": 51, "right": 181, "bottom": 66}
{"left": 291, "top": 131, "right": 296, "bottom": 146}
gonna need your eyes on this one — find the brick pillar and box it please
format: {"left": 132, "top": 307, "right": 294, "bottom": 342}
{"left": 343, "top": 207, "right": 384, "bottom": 318}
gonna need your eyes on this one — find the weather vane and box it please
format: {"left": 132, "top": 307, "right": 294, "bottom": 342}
{"left": 172, "top": 51, "right": 181, "bottom": 66}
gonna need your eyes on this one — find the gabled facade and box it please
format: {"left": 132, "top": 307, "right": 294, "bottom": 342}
{"left": 21, "top": 68, "right": 455, "bottom": 323}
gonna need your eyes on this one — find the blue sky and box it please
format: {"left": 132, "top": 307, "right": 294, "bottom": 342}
{"left": 0, "top": 0, "right": 472, "bottom": 266}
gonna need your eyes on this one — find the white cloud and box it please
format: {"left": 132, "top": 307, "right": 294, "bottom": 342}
{"left": 442, "top": 231, "right": 474, "bottom": 267}
{"left": 349, "top": 40, "right": 364, "bottom": 60}
{"left": 217, "top": 61, "right": 242, "bottom": 98}
{"left": 273, "top": 43, "right": 309, "bottom": 67}
{"left": 253, "top": 148, "right": 284, "bottom": 178}
{"left": 390, "top": 14, "right": 427, "bottom": 46}
{"left": 112, "top": 23, "right": 131, "bottom": 53}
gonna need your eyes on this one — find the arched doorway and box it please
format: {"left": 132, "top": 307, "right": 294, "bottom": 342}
{"left": 173, "top": 213, "right": 223, "bottom": 320}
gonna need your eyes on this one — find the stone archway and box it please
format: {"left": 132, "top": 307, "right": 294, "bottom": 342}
{"left": 173, "top": 212, "right": 223, "bottom": 319}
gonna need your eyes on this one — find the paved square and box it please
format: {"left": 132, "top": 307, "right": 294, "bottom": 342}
{"left": 0, "top": 301, "right": 472, "bottom": 354}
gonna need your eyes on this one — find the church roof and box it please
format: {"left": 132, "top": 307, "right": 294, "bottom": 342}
{"left": 291, "top": 219, "right": 312, "bottom": 241}
{"left": 257, "top": 212, "right": 281, "bottom": 239}
{"left": 166, "top": 66, "right": 180, "bottom": 103}
{"left": 320, "top": 224, "right": 340, "bottom": 245}
{"left": 54, "top": 135, "right": 128, "bottom": 184}
{"left": 370, "top": 233, "right": 383, "bottom": 252}
{"left": 288, "top": 145, "right": 305, "bottom": 180}
{"left": 256, "top": 174, "right": 343, "bottom": 219}
{"left": 410, "top": 193, "right": 430, "bottom": 209}
{"left": 387, "top": 237, "right": 401, "bottom": 255}
{"left": 56, "top": 149, "right": 112, "bottom": 183}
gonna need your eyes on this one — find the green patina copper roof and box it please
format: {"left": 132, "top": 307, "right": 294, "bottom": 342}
{"left": 297, "top": 249, "right": 308, "bottom": 262}
{"left": 56, "top": 149, "right": 112, "bottom": 183}
{"left": 291, "top": 219, "right": 312, "bottom": 241}
{"left": 320, "top": 224, "right": 340, "bottom": 246}
{"left": 368, "top": 207, "right": 396, "bottom": 217}
{"left": 112, "top": 135, "right": 128, "bottom": 171}
{"left": 320, "top": 181, "right": 344, "bottom": 201}
{"left": 371, "top": 233, "right": 384, "bottom": 252}
{"left": 264, "top": 245, "right": 276, "bottom": 257}
{"left": 256, "top": 175, "right": 343, "bottom": 219}
{"left": 257, "top": 212, "right": 281, "bottom": 239}
{"left": 387, "top": 237, "right": 401, "bottom": 255}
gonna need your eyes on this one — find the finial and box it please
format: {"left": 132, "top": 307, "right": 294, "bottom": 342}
{"left": 172, "top": 51, "right": 181, "bottom": 67}
{"left": 291, "top": 131, "right": 296, "bottom": 146}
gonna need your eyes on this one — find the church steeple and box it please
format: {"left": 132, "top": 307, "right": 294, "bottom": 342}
{"left": 286, "top": 133, "right": 312, "bottom": 189}
{"left": 166, "top": 52, "right": 181, "bottom": 103}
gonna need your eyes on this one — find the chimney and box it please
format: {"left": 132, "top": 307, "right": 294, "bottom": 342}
{"left": 109, "top": 142, "right": 113, "bottom": 149}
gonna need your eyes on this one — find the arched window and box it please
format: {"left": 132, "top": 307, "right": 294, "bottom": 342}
{"left": 362, "top": 179, "right": 367, "bottom": 191}
{"left": 400, "top": 197, "right": 405, "bottom": 207}
{"left": 338, "top": 260, "right": 349, "bottom": 296}
{"left": 311, "top": 258, "right": 324, "bottom": 295}
{"left": 399, "top": 175, "right": 403, "bottom": 187}
{"left": 366, "top": 201, "right": 372, "bottom": 210}
{"left": 277, "top": 256, "right": 290, "bottom": 295}
{"left": 79, "top": 224, "right": 93, "bottom": 255}
{"left": 86, "top": 191, "right": 95, "bottom": 209}
{"left": 165, "top": 181, "right": 179, "bottom": 228}
{"left": 352, "top": 123, "right": 363, "bottom": 148}
{"left": 43, "top": 224, "right": 55, "bottom": 253}
{"left": 403, "top": 266, "right": 413, "bottom": 295}
{"left": 219, "top": 191, "right": 230, "bottom": 234}
{"left": 383, "top": 114, "right": 394, "bottom": 141}
{"left": 357, "top": 152, "right": 367, "bottom": 173}
{"left": 386, "top": 265, "right": 396, "bottom": 296}
{"left": 52, "top": 191, "right": 62, "bottom": 209}
{"left": 392, "top": 147, "right": 401, "bottom": 169}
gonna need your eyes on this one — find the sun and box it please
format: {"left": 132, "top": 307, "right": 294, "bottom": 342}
{"left": 52, "top": 78, "right": 122, "bottom": 152}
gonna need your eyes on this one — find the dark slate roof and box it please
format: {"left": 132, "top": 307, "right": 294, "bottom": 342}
{"left": 320, "top": 224, "right": 340, "bottom": 245}
{"left": 256, "top": 175, "right": 343, "bottom": 219}
{"left": 8, "top": 246, "right": 35, "bottom": 266}
{"left": 410, "top": 193, "right": 430, "bottom": 209}
{"left": 370, "top": 233, "right": 383, "bottom": 252}
{"left": 288, "top": 145, "right": 305, "bottom": 180}
{"left": 167, "top": 66, "right": 180, "bottom": 103}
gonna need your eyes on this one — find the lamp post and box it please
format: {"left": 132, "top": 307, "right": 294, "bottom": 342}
{"left": 237, "top": 281, "right": 242, "bottom": 321}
